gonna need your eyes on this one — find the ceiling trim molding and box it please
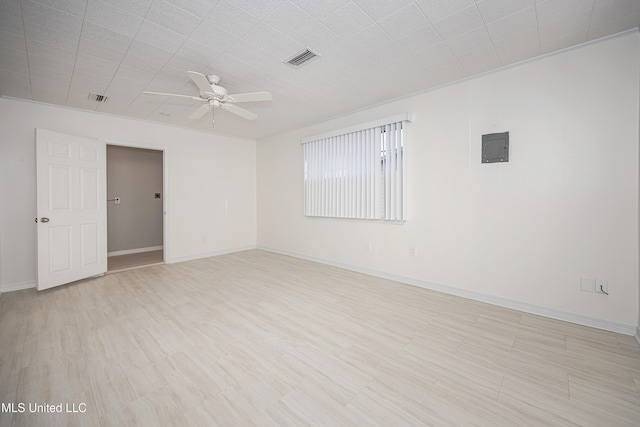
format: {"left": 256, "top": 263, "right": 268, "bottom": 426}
{"left": 0, "top": 96, "right": 256, "bottom": 142}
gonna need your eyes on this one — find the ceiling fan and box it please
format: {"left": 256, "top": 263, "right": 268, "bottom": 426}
{"left": 143, "top": 71, "right": 272, "bottom": 123}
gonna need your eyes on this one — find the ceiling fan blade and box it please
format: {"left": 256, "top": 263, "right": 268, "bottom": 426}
{"left": 227, "top": 92, "right": 272, "bottom": 103}
{"left": 190, "top": 103, "right": 211, "bottom": 119}
{"left": 187, "top": 71, "right": 215, "bottom": 96}
{"left": 222, "top": 103, "right": 258, "bottom": 120}
{"left": 143, "top": 91, "right": 205, "bottom": 101}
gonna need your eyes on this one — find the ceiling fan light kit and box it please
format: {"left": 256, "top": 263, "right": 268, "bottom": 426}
{"left": 143, "top": 71, "right": 272, "bottom": 125}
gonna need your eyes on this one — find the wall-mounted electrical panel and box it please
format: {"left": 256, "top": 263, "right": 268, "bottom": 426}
{"left": 482, "top": 132, "right": 509, "bottom": 163}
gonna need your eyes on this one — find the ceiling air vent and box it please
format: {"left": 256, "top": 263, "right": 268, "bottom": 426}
{"left": 88, "top": 93, "right": 109, "bottom": 103}
{"left": 285, "top": 48, "right": 319, "bottom": 68}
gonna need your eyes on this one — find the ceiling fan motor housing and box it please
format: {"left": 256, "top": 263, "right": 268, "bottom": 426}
{"left": 204, "top": 85, "right": 227, "bottom": 100}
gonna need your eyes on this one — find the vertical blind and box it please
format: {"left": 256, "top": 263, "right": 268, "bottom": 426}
{"left": 302, "top": 116, "right": 407, "bottom": 221}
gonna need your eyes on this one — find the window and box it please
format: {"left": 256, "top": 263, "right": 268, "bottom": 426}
{"left": 302, "top": 114, "right": 409, "bottom": 221}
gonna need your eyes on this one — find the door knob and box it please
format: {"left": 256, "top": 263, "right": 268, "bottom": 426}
{"left": 40, "top": 217, "right": 50, "bottom": 223}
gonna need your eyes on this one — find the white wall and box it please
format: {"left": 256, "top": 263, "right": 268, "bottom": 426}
{"left": 257, "top": 33, "right": 640, "bottom": 331}
{"left": 0, "top": 99, "right": 256, "bottom": 290}
{"left": 107, "top": 145, "right": 164, "bottom": 253}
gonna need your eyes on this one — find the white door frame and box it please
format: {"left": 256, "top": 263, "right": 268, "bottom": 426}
{"left": 101, "top": 139, "right": 169, "bottom": 263}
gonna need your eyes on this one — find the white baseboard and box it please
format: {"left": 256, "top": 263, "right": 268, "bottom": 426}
{"left": 635, "top": 328, "right": 640, "bottom": 347}
{"left": 0, "top": 280, "right": 36, "bottom": 293}
{"left": 257, "top": 245, "right": 637, "bottom": 336}
{"left": 108, "top": 246, "right": 163, "bottom": 257}
{"left": 167, "top": 245, "right": 257, "bottom": 264}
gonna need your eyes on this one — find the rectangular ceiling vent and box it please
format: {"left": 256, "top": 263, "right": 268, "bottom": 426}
{"left": 285, "top": 48, "right": 319, "bottom": 68}
{"left": 88, "top": 93, "right": 109, "bottom": 103}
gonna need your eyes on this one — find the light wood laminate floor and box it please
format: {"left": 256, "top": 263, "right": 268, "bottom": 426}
{"left": 1, "top": 250, "right": 639, "bottom": 426}
{"left": 107, "top": 250, "right": 164, "bottom": 273}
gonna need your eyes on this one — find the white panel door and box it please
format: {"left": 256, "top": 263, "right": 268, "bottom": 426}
{"left": 36, "top": 129, "right": 107, "bottom": 290}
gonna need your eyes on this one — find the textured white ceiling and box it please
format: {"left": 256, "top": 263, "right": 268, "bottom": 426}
{"left": 1, "top": 0, "right": 638, "bottom": 139}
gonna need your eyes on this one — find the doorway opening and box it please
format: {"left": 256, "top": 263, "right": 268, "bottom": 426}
{"left": 106, "top": 145, "right": 164, "bottom": 272}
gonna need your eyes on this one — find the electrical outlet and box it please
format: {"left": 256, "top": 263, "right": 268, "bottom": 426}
{"left": 595, "top": 279, "right": 609, "bottom": 295}
{"left": 409, "top": 247, "right": 417, "bottom": 257}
